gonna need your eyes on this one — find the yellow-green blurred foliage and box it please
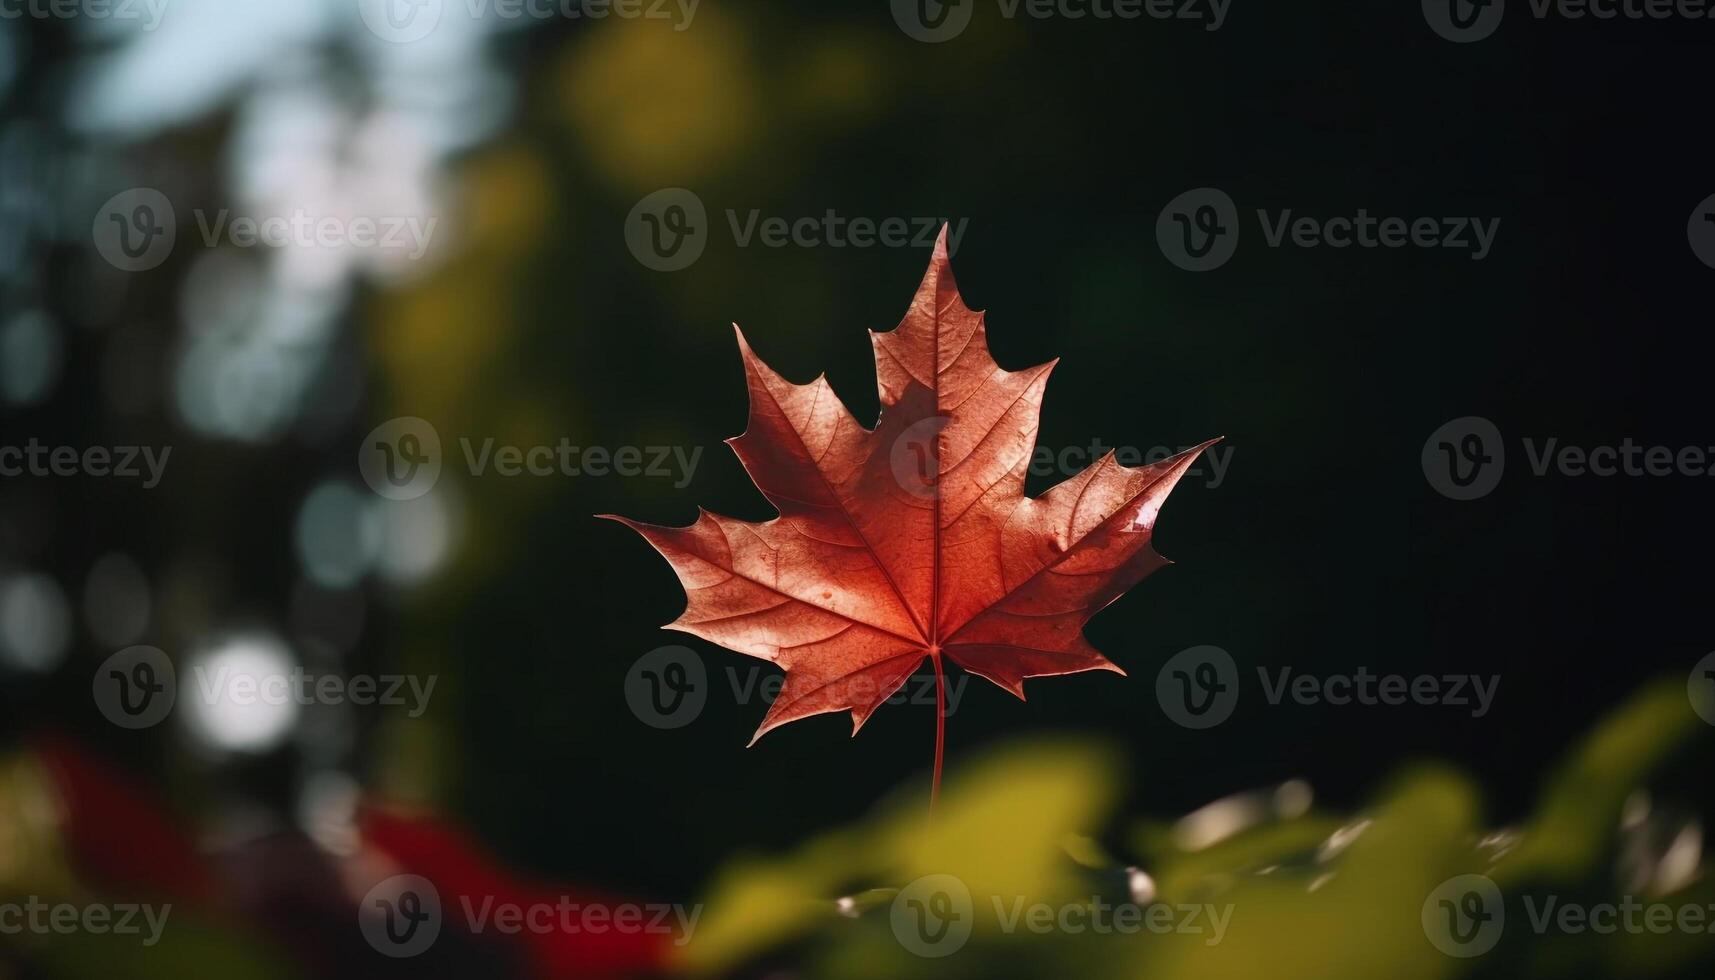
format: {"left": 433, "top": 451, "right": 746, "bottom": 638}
{"left": 677, "top": 681, "right": 1712, "bottom": 980}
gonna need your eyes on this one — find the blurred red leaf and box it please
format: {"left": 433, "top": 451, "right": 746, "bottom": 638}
{"left": 361, "top": 808, "right": 671, "bottom": 979}
{"left": 32, "top": 735, "right": 218, "bottom": 904}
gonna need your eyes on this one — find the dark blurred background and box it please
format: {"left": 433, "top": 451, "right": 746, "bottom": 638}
{"left": 1, "top": 1, "right": 1712, "bottom": 978}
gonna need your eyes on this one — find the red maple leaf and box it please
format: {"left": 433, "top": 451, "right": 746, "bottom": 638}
{"left": 607, "top": 229, "right": 1217, "bottom": 801}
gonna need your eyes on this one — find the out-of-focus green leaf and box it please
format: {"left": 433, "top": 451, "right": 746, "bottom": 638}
{"left": 1500, "top": 680, "right": 1703, "bottom": 883}
{"left": 677, "top": 737, "right": 1119, "bottom": 976}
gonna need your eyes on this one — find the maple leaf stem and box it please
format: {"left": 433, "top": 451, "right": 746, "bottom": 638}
{"left": 930, "top": 650, "right": 946, "bottom": 812}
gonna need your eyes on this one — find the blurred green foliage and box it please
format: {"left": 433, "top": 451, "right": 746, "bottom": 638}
{"left": 679, "top": 680, "right": 1711, "bottom": 980}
